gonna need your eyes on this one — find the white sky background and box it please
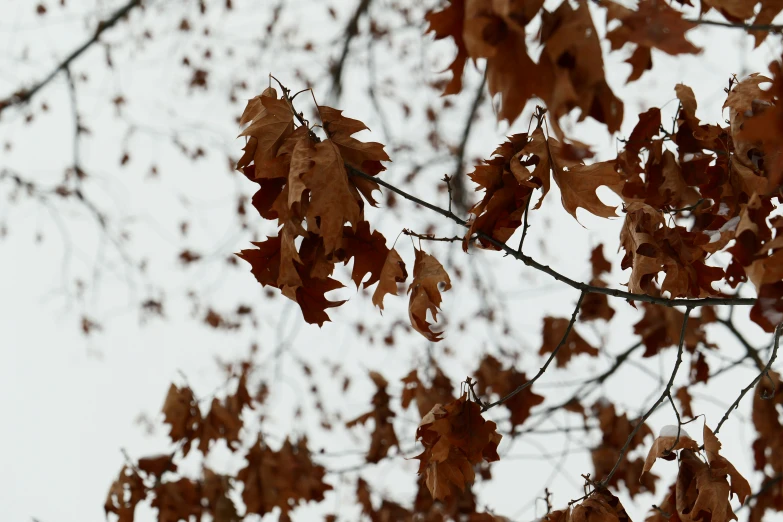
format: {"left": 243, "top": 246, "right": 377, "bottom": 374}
{"left": 0, "top": 0, "right": 782, "bottom": 521}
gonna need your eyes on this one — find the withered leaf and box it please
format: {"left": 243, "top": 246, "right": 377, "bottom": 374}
{"left": 372, "top": 248, "right": 407, "bottom": 310}
{"left": 539, "top": 316, "right": 598, "bottom": 367}
{"left": 408, "top": 248, "right": 452, "bottom": 341}
{"left": 415, "top": 394, "right": 501, "bottom": 500}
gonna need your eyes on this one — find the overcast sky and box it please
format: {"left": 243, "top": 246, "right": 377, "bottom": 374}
{"left": 1, "top": 1, "right": 782, "bottom": 521}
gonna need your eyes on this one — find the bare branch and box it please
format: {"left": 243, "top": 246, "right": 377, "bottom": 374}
{"left": 714, "top": 323, "right": 781, "bottom": 435}
{"left": 600, "top": 307, "right": 693, "bottom": 487}
{"left": 0, "top": 0, "right": 143, "bottom": 115}
{"left": 347, "top": 167, "right": 756, "bottom": 308}
{"left": 481, "top": 290, "right": 587, "bottom": 412}
{"left": 329, "top": 0, "right": 373, "bottom": 101}
{"left": 450, "top": 72, "right": 487, "bottom": 214}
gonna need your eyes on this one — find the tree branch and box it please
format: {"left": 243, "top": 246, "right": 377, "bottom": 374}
{"left": 0, "top": 0, "right": 143, "bottom": 115}
{"left": 481, "top": 291, "right": 587, "bottom": 412}
{"left": 714, "top": 323, "right": 781, "bottom": 435}
{"left": 329, "top": 0, "right": 372, "bottom": 101}
{"left": 451, "top": 71, "right": 487, "bottom": 214}
{"left": 685, "top": 18, "right": 783, "bottom": 32}
{"left": 347, "top": 168, "right": 756, "bottom": 308}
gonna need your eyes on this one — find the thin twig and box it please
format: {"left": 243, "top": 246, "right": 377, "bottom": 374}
{"left": 600, "top": 307, "right": 693, "bottom": 487}
{"left": 481, "top": 291, "right": 587, "bottom": 412}
{"left": 518, "top": 194, "right": 531, "bottom": 253}
{"left": 685, "top": 18, "right": 783, "bottom": 32}
{"left": 329, "top": 0, "right": 373, "bottom": 101}
{"left": 717, "top": 317, "right": 767, "bottom": 370}
{"left": 451, "top": 71, "right": 487, "bottom": 214}
{"left": 0, "top": 0, "right": 143, "bottom": 114}
{"left": 402, "top": 229, "right": 465, "bottom": 243}
{"left": 714, "top": 323, "right": 781, "bottom": 435}
{"left": 347, "top": 167, "right": 756, "bottom": 308}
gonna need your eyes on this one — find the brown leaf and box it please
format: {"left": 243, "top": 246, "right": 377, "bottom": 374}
{"left": 304, "top": 140, "right": 362, "bottom": 253}
{"left": 425, "top": 0, "right": 468, "bottom": 95}
{"left": 339, "top": 221, "right": 389, "bottom": 288}
{"left": 415, "top": 394, "right": 502, "bottom": 501}
{"left": 346, "top": 371, "right": 399, "bottom": 463}
{"left": 539, "top": 1, "right": 624, "bottom": 134}
{"left": 590, "top": 244, "right": 612, "bottom": 278}
{"left": 372, "top": 248, "right": 407, "bottom": 310}
{"left": 675, "top": 386, "right": 694, "bottom": 418}
{"left": 137, "top": 454, "right": 177, "bottom": 477}
{"left": 641, "top": 429, "right": 699, "bottom": 480}
{"left": 408, "top": 248, "right": 452, "bottom": 341}
{"left": 105, "top": 467, "right": 146, "bottom": 522}
{"left": 238, "top": 436, "right": 332, "bottom": 518}
{"left": 318, "top": 105, "right": 390, "bottom": 179}
{"left": 466, "top": 133, "right": 534, "bottom": 248}
{"left": 162, "top": 384, "right": 202, "bottom": 455}
{"left": 474, "top": 355, "right": 544, "bottom": 428}
{"left": 539, "top": 316, "right": 598, "bottom": 367}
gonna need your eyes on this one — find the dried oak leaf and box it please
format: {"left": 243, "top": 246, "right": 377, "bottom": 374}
{"left": 346, "top": 371, "right": 400, "bottom": 463}
{"left": 427, "top": 0, "right": 544, "bottom": 123}
{"left": 701, "top": 0, "right": 758, "bottom": 21}
{"left": 590, "top": 244, "right": 612, "bottom": 278}
{"left": 401, "top": 367, "right": 455, "bottom": 418}
{"left": 751, "top": 370, "right": 783, "bottom": 475}
{"left": 162, "top": 384, "right": 202, "bottom": 456}
{"left": 526, "top": 129, "right": 624, "bottom": 221}
{"left": 237, "top": 236, "right": 345, "bottom": 326}
{"left": 538, "top": 1, "right": 624, "bottom": 135}
{"left": 592, "top": 401, "right": 654, "bottom": 495}
{"left": 303, "top": 140, "right": 362, "bottom": 254}
{"left": 465, "top": 133, "right": 534, "bottom": 248}
{"left": 137, "top": 454, "right": 177, "bottom": 478}
{"left": 151, "top": 478, "right": 201, "bottom": 522}
{"left": 580, "top": 282, "right": 616, "bottom": 322}
{"left": 474, "top": 355, "right": 544, "bottom": 428}
{"left": 408, "top": 248, "right": 452, "bottom": 341}
{"left": 548, "top": 489, "right": 632, "bottom": 522}
{"left": 539, "top": 316, "right": 598, "bottom": 367}
{"left": 105, "top": 466, "right": 146, "bottom": 522}
{"left": 633, "top": 303, "right": 710, "bottom": 357}
{"left": 604, "top": 0, "right": 699, "bottom": 83}
{"left": 620, "top": 203, "right": 725, "bottom": 298}
{"left": 463, "top": 0, "right": 543, "bottom": 123}
{"left": 198, "top": 397, "right": 243, "bottom": 454}
{"left": 318, "top": 105, "right": 390, "bottom": 179}
{"left": 238, "top": 436, "right": 332, "bottom": 521}
{"left": 372, "top": 248, "right": 407, "bottom": 310}
{"left": 415, "top": 394, "right": 502, "bottom": 501}
{"left": 339, "top": 221, "right": 389, "bottom": 288}
{"left": 641, "top": 427, "right": 699, "bottom": 481}
{"left": 238, "top": 87, "right": 295, "bottom": 179}
{"left": 676, "top": 386, "right": 695, "bottom": 418}
{"left": 201, "top": 468, "right": 241, "bottom": 522}
{"left": 425, "top": 0, "right": 468, "bottom": 96}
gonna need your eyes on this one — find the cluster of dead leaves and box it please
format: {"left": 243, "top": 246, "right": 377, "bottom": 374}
{"left": 463, "top": 70, "right": 783, "bottom": 330}
{"left": 643, "top": 425, "right": 751, "bottom": 522}
{"left": 427, "top": 0, "right": 623, "bottom": 133}
{"left": 465, "top": 127, "right": 624, "bottom": 249}
{"left": 415, "top": 394, "right": 502, "bottom": 501}
{"left": 106, "top": 461, "right": 242, "bottom": 522}
{"left": 107, "top": 372, "right": 331, "bottom": 522}
{"left": 237, "top": 86, "right": 453, "bottom": 340}
{"left": 161, "top": 376, "right": 252, "bottom": 456}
